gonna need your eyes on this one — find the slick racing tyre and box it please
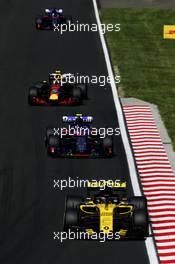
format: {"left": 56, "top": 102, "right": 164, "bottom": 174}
{"left": 66, "top": 196, "right": 83, "bottom": 210}
{"left": 47, "top": 136, "right": 60, "bottom": 156}
{"left": 28, "top": 87, "right": 38, "bottom": 105}
{"left": 77, "top": 84, "right": 88, "bottom": 99}
{"left": 45, "top": 127, "right": 54, "bottom": 145}
{"left": 48, "top": 135, "right": 60, "bottom": 147}
{"left": 129, "top": 197, "right": 147, "bottom": 211}
{"left": 64, "top": 208, "right": 79, "bottom": 231}
{"left": 102, "top": 136, "right": 113, "bottom": 157}
{"left": 35, "top": 16, "right": 43, "bottom": 29}
{"left": 46, "top": 128, "right": 54, "bottom": 140}
{"left": 72, "top": 87, "right": 82, "bottom": 104}
{"left": 132, "top": 209, "right": 149, "bottom": 238}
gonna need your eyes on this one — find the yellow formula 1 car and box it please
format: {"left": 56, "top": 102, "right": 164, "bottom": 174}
{"left": 63, "top": 181, "right": 149, "bottom": 240}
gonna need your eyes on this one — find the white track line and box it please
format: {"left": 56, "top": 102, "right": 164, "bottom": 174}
{"left": 92, "top": 1, "right": 159, "bottom": 264}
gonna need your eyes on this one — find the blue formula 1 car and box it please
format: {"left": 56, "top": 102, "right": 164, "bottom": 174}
{"left": 45, "top": 114, "right": 113, "bottom": 158}
{"left": 35, "top": 8, "right": 72, "bottom": 30}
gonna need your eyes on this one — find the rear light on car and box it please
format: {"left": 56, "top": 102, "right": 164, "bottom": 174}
{"left": 50, "top": 147, "right": 55, "bottom": 153}
{"left": 108, "top": 147, "right": 112, "bottom": 155}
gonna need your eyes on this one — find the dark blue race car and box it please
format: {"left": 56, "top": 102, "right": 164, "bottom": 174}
{"left": 45, "top": 114, "right": 113, "bottom": 158}
{"left": 35, "top": 8, "right": 72, "bottom": 30}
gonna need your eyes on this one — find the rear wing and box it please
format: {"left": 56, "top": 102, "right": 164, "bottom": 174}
{"left": 62, "top": 114, "right": 93, "bottom": 123}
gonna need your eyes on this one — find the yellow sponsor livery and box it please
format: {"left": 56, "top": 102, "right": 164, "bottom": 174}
{"left": 49, "top": 94, "right": 59, "bottom": 100}
{"left": 80, "top": 201, "right": 132, "bottom": 234}
{"left": 164, "top": 25, "right": 175, "bottom": 39}
{"left": 64, "top": 180, "right": 149, "bottom": 240}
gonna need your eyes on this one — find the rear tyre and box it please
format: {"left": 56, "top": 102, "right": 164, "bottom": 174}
{"left": 72, "top": 87, "right": 82, "bottom": 104}
{"left": 35, "top": 16, "right": 43, "bottom": 29}
{"left": 28, "top": 87, "right": 38, "bottom": 105}
{"left": 48, "top": 135, "right": 60, "bottom": 147}
{"left": 77, "top": 84, "right": 88, "bottom": 99}
{"left": 102, "top": 137, "right": 113, "bottom": 157}
{"left": 64, "top": 208, "right": 79, "bottom": 231}
{"left": 45, "top": 127, "right": 54, "bottom": 144}
{"left": 132, "top": 209, "right": 149, "bottom": 238}
{"left": 47, "top": 135, "right": 60, "bottom": 156}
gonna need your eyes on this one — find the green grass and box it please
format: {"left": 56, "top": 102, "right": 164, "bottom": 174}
{"left": 101, "top": 8, "right": 175, "bottom": 149}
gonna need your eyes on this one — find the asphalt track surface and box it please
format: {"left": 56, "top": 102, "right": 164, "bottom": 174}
{"left": 0, "top": 1, "right": 149, "bottom": 263}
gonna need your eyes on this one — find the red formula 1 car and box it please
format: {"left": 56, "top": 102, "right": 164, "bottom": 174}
{"left": 28, "top": 70, "right": 88, "bottom": 106}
